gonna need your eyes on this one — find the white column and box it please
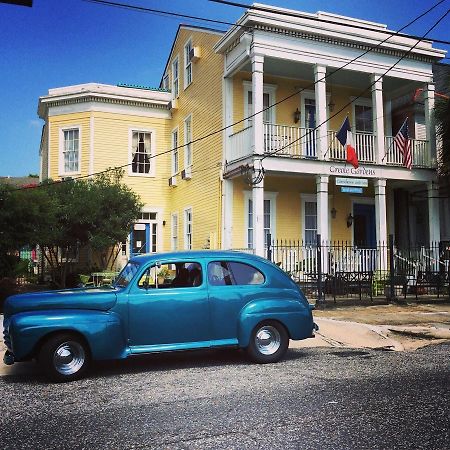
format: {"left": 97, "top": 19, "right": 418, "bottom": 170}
{"left": 252, "top": 159, "right": 265, "bottom": 256}
{"left": 223, "top": 76, "right": 233, "bottom": 163}
{"left": 314, "top": 65, "right": 327, "bottom": 160}
{"left": 427, "top": 181, "right": 440, "bottom": 244}
{"left": 371, "top": 74, "right": 384, "bottom": 165}
{"left": 425, "top": 83, "right": 436, "bottom": 165}
{"left": 251, "top": 54, "right": 264, "bottom": 155}
{"left": 374, "top": 179, "right": 387, "bottom": 271}
{"left": 222, "top": 178, "right": 233, "bottom": 249}
{"left": 316, "top": 175, "right": 329, "bottom": 273}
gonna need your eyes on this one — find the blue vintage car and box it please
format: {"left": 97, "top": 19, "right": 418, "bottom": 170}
{"left": 3, "top": 251, "right": 316, "bottom": 381}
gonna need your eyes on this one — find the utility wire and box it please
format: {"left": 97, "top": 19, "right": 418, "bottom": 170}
{"left": 210, "top": 0, "right": 450, "bottom": 45}
{"left": 260, "top": 8, "right": 450, "bottom": 162}
{"left": 10, "top": 1, "right": 447, "bottom": 192}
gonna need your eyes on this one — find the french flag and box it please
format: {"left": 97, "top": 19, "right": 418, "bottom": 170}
{"left": 336, "top": 116, "right": 359, "bottom": 169}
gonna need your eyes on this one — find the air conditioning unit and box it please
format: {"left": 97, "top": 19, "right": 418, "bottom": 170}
{"left": 189, "top": 46, "right": 200, "bottom": 63}
{"left": 169, "top": 98, "right": 178, "bottom": 110}
{"left": 168, "top": 176, "right": 177, "bottom": 187}
{"left": 181, "top": 167, "right": 192, "bottom": 180}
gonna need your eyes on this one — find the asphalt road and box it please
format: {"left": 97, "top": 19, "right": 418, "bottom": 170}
{"left": 1, "top": 344, "right": 449, "bottom": 450}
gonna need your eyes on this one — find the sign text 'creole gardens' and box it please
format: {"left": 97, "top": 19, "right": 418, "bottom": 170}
{"left": 329, "top": 165, "right": 376, "bottom": 177}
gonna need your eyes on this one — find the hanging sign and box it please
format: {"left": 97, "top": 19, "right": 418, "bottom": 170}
{"left": 341, "top": 186, "right": 363, "bottom": 194}
{"left": 336, "top": 177, "right": 368, "bottom": 188}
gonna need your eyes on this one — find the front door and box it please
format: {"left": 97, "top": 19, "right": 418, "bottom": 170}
{"left": 353, "top": 204, "right": 376, "bottom": 247}
{"left": 303, "top": 98, "right": 316, "bottom": 157}
{"left": 128, "top": 260, "right": 210, "bottom": 351}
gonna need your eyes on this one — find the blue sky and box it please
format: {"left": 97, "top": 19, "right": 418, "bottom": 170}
{"left": 0, "top": 0, "right": 448, "bottom": 177}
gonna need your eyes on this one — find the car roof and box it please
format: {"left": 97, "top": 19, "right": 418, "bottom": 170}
{"left": 129, "top": 250, "right": 269, "bottom": 265}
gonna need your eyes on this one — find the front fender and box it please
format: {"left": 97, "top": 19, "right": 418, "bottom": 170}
{"left": 238, "top": 298, "right": 314, "bottom": 348}
{"left": 8, "top": 310, "right": 126, "bottom": 361}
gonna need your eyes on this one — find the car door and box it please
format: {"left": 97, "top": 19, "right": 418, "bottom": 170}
{"left": 207, "top": 260, "right": 266, "bottom": 345}
{"left": 127, "top": 260, "right": 211, "bottom": 352}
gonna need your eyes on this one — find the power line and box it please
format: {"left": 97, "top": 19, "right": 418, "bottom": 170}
{"left": 210, "top": 0, "right": 450, "bottom": 45}
{"left": 11, "top": 1, "right": 447, "bottom": 192}
{"left": 260, "top": 8, "right": 450, "bottom": 163}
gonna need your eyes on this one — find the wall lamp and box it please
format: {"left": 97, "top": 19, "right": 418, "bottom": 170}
{"left": 346, "top": 213, "right": 354, "bottom": 228}
{"left": 293, "top": 108, "right": 300, "bottom": 124}
{"left": 331, "top": 207, "right": 337, "bottom": 219}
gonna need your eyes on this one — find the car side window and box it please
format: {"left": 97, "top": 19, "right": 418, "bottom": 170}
{"left": 137, "top": 262, "right": 202, "bottom": 289}
{"left": 208, "top": 261, "right": 265, "bottom": 286}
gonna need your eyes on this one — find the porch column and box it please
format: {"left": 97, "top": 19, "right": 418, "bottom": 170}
{"left": 223, "top": 76, "right": 233, "bottom": 163}
{"left": 252, "top": 159, "right": 265, "bottom": 256}
{"left": 427, "top": 181, "right": 440, "bottom": 244}
{"left": 222, "top": 178, "right": 233, "bottom": 249}
{"left": 314, "top": 65, "right": 328, "bottom": 160}
{"left": 371, "top": 74, "right": 384, "bottom": 165}
{"left": 374, "top": 179, "right": 388, "bottom": 271}
{"left": 251, "top": 53, "right": 264, "bottom": 155}
{"left": 316, "top": 175, "right": 329, "bottom": 272}
{"left": 424, "top": 83, "right": 436, "bottom": 165}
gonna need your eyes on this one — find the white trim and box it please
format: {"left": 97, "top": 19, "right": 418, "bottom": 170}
{"left": 171, "top": 126, "right": 179, "bottom": 176}
{"left": 89, "top": 114, "right": 94, "bottom": 175}
{"left": 184, "top": 114, "right": 193, "bottom": 170}
{"left": 244, "top": 191, "right": 277, "bottom": 246}
{"left": 171, "top": 212, "right": 179, "bottom": 251}
{"left": 243, "top": 80, "right": 277, "bottom": 126}
{"left": 183, "top": 37, "right": 193, "bottom": 90}
{"left": 183, "top": 207, "right": 193, "bottom": 250}
{"left": 58, "top": 125, "right": 82, "bottom": 177}
{"left": 128, "top": 128, "right": 156, "bottom": 177}
{"left": 172, "top": 55, "right": 180, "bottom": 99}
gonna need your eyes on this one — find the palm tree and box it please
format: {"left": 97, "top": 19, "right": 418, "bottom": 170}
{"left": 435, "top": 81, "right": 450, "bottom": 178}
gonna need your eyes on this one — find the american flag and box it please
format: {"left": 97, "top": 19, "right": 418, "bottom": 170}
{"left": 394, "top": 118, "right": 412, "bottom": 169}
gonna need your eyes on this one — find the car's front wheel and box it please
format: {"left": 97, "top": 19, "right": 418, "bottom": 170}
{"left": 246, "top": 321, "right": 289, "bottom": 364}
{"left": 38, "top": 333, "right": 90, "bottom": 382}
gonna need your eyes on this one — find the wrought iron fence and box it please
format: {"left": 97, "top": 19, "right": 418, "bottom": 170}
{"left": 263, "top": 236, "right": 450, "bottom": 304}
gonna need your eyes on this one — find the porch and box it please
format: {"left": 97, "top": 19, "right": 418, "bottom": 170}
{"left": 228, "top": 123, "right": 433, "bottom": 168}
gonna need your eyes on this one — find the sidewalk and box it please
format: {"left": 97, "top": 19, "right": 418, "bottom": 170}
{"left": 1, "top": 303, "right": 450, "bottom": 376}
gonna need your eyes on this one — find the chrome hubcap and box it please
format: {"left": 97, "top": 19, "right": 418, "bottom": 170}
{"left": 255, "top": 326, "right": 281, "bottom": 355}
{"left": 53, "top": 341, "right": 85, "bottom": 375}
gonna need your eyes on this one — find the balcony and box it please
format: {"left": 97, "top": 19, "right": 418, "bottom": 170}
{"left": 228, "top": 122, "right": 433, "bottom": 168}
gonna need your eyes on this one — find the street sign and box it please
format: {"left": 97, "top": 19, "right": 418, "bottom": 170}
{"left": 335, "top": 177, "right": 368, "bottom": 187}
{"left": 341, "top": 186, "right": 363, "bottom": 194}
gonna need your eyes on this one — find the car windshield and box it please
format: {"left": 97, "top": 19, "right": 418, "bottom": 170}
{"left": 114, "top": 262, "right": 140, "bottom": 288}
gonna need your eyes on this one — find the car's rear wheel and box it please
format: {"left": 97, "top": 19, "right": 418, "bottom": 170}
{"left": 246, "top": 321, "right": 289, "bottom": 363}
{"left": 38, "top": 333, "right": 90, "bottom": 382}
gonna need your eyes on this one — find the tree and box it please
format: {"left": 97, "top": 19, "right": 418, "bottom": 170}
{"left": 39, "top": 169, "right": 143, "bottom": 287}
{"left": 0, "top": 169, "right": 143, "bottom": 287}
{"left": 435, "top": 79, "right": 450, "bottom": 178}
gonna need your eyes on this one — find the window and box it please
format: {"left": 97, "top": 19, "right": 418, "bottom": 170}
{"left": 171, "top": 128, "right": 179, "bottom": 174}
{"left": 184, "top": 208, "right": 192, "bottom": 250}
{"left": 208, "top": 261, "right": 265, "bottom": 286}
{"left": 60, "top": 128, "right": 80, "bottom": 174}
{"left": 137, "top": 262, "right": 202, "bottom": 289}
{"left": 245, "top": 192, "right": 276, "bottom": 248}
{"left": 171, "top": 213, "right": 178, "bottom": 250}
{"left": 131, "top": 131, "right": 153, "bottom": 175}
{"left": 304, "top": 200, "right": 317, "bottom": 246}
{"left": 354, "top": 104, "right": 373, "bottom": 133}
{"left": 172, "top": 56, "right": 179, "bottom": 98}
{"left": 130, "top": 211, "right": 158, "bottom": 255}
{"left": 184, "top": 115, "right": 192, "bottom": 168}
{"left": 184, "top": 39, "right": 193, "bottom": 88}
{"left": 243, "top": 81, "right": 276, "bottom": 126}
{"left": 162, "top": 73, "right": 169, "bottom": 91}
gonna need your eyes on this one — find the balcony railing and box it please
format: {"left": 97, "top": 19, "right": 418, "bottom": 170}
{"left": 328, "top": 130, "right": 375, "bottom": 163}
{"left": 227, "top": 122, "right": 433, "bottom": 168}
{"left": 384, "top": 136, "right": 431, "bottom": 168}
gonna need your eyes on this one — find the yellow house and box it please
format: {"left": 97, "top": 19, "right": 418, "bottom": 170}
{"left": 38, "top": 6, "right": 446, "bottom": 272}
